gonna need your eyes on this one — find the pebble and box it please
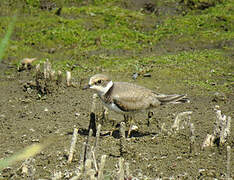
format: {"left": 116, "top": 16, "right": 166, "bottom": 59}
{"left": 75, "top": 112, "right": 80, "bottom": 117}
{"left": 212, "top": 92, "right": 227, "bottom": 102}
{"left": 143, "top": 73, "right": 151, "bottom": 77}
{"left": 5, "top": 150, "right": 13, "bottom": 154}
{"left": 132, "top": 73, "right": 139, "bottom": 80}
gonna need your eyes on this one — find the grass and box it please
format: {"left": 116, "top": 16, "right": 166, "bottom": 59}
{"left": 0, "top": 0, "right": 233, "bottom": 93}
{"left": 0, "top": 15, "right": 16, "bottom": 62}
{"left": 0, "top": 13, "right": 49, "bottom": 171}
{"left": 0, "top": 143, "right": 46, "bottom": 170}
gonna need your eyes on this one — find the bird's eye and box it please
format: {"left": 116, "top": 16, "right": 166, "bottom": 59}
{"left": 97, "top": 80, "right": 102, "bottom": 84}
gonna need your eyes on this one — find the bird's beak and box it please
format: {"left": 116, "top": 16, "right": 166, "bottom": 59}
{"left": 82, "top": 84, "right": 90, "bottom": 90}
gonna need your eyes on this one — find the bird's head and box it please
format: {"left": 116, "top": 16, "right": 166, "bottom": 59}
{"left": 83, "top": 74, "right": 113, "bottom": 95}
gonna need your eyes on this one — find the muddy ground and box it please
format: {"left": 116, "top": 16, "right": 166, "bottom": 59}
{"left": 0, "top": 66, "right": 233, "bottom": 179}
{"left": 0, "top": 0, "right": 233, "bottom": 179}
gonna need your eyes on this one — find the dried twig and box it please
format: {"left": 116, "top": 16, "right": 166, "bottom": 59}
{"left": 43, "top": 59, "right": 51, "bottom": 79}
{"left": 118, "top": 158, "right": 124, "bottom": 180}
{"left": 88, "top": 93, "right": 99, "bottom": 136}
{"left": 68, "top": 128, "right": 78, "bottom": 163}
{"left": 202, "top": 134, "right": 215, "bottom": 149}
{"left": 97, "top": 155, "right": 107, "bottom": 180}
{"left": 35, "top": 64, "right": 40, "bottom": 73}
{"left": 20, "top": 158, "right": 35, "bottom": 178}
{"left": 86, "top": 129, "right": 93, "bottom": 161}
{"left": 213, "top": 106, "right": 231, "bottom": 144}
{"left": 171, "top": 111, "right": 193, "bottom": 131}
{"left": 203, "top": 106, "right": 231, "bottom": 148}
{"left": 103, "top": 106, "right": 109, "bottom": 122}
{"left": 94, "top": 124, "right": 101, "bottom": 149}
{"left": 69, "top": 174, "right": 81, "bottom": 180}
{"left": 91, "top": 94, "right": 99, "bottom": 113}
{"left": 52, "top": 171, "right": 62, "bottom": 180}
{"left": 78, "top": 142, "right": 86, "bottom": 173}
{"left": 66, "top": 71, "right": 71, "bottom": 87}
{"left": 84, "top": 159, "right": 96, "bottom": 180}
{"left": 57, "top": 70, "right": 62, "bottom": 85}
{"left": 120, "top": 122, "right": 126, "bottom": 139}
{"left": 125, "top": 162, "right": 130, "bottom": 178}
{"left": 50, "top": 70, "right": 55, "bottom": 80}
{"left": 119, "top": 122, "right": 126, "bottom": 156}
{"left": 189, "top": 123, "right": 195, "bottom": 153}
{"left": 226, "top": 146, "right": 231, "bottom": 180}
{"left": 91, "top": 149, "right": 98, "bottom": 172}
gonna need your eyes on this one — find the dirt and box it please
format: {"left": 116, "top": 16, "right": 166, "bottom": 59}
{"left": 0, "top": 0, "right": 233, "bottom": 179}
{"left": 0, "top": 64, "right": 233, "bottom": 179}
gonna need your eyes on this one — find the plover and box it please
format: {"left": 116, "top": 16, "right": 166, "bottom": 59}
{"left": 83, "top": 74, "right": 189, "bottom": 137}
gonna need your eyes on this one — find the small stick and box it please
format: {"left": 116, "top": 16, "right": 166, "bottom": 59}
{"left": 202, "top": 134, "right": 215, "bottom": 149}
{"left": 68, "top": 128, "right": 78, "bottom": 163}
{"left": 84, "top": 159, "right": 92, "bottom": 177}
{"left": 87, "top": 169, "right": 96, "bottom": 180}
{"left": 44, "top": 59, "right": 51, "bottom": 79}
{"left": 97, "top": 155, "right": 107, "bottom": 180}
{"left": 88, "top": 93, "right": 98, "bottom": 136}
{"left": 50, "top": 70, "right": 55, "bottom": 80}
{"left": 118, "top": 157, "right": 124, "bottom": 180}
{"left": 69, "top": 174, "right": 81, "bottom": 180}
{"left": 66, "top": 71, "right": 71, "bottom": 87}
{"left": 43, "top": 61, "right": 47, "bottom": 79}
{"left": 103, "top": 106, "right": 109, "bottom": 122}
{"left": 125, "top": 162, "right": 130, "bottom": 178}
{"left": 52, "top": 171, "right": 62, "bottom": 180}
{"left": 35, "top": 64, "right": 41, "bottom": 84}
{"left": 21, "top": 158, "right": 35, "bottom": 178}
{"left": 160, "top": 122, "right": 168, "bottom": 135}
{"left": 213, "top": 107, "right": 231, "bottom": 145}
{"left": 172, "top": 111, "right": 192, "bottom": 131}
{"left": 35, "top": 64, "right": 40, "bottom": 73}
{"left": 189, "top": 123, "right": 195, "bottom": 153}
{"left": 79, "top": 142, "right": 86, "bottom": 172}
{"left": 91, "top": 93, "right": 99, "bottom": 113}
{"left": 57, "top": 70, "right": 62, "bottom": 85}
{"left": 94, "top": 124, "right": 102, "bottom": 149}
{"left": 226, "top": 146, "right": 231, "bottom": 180}
{"left": 86, "top": 129, "right": 93, "bottom": 161}
{"left": 119, "top": 122, "right": 126, "bottom": 156}
{"left": 120, "top": 122, "right": 126, "bottom": 139}
{"left": 220, "top": 116, "right": 231, "bottom": 145}
{"left": 91, "top": 149, "right": 98, "bottom": 172}
{"left": 83, "top": 129, "right": 93, "bottom": 170}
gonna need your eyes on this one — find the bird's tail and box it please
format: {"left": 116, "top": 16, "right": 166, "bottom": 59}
{"left": 155, "top": 94, "right": 190, "bottom": 105}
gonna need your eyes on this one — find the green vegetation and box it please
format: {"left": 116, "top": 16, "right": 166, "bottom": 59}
{"left": 0, "top": 15, "right": 16, "bottom": 62}
{"left": 0, "top": 0, "right": 233, "bottom": 92}
{"left": 0, "top": 143, "right": 45, "bottom": 170}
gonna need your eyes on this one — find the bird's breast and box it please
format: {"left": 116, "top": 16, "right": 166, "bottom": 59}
{"left": 103, "top": 101, "right": 126, "bottom": 114}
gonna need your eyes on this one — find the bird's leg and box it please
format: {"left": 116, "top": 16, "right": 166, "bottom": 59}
{"left": 127, "top": 114, "right": 135, "bottom": 138}
{"left": 124, "top": 114, "right": 129, "bottom": 124}
{"left": 147, "top": 111, "right": 154, "bottom": 127}
{"left": 100, "top": 106, "right": 109, "bottom": 125}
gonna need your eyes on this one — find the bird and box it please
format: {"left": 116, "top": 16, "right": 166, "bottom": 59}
{"left": 83, "top": 74, "right": 189, "bottom": 137}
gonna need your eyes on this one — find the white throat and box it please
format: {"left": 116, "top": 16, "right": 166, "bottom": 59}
{"left": 102, "top": 80, "right": 113, "bottom": 95}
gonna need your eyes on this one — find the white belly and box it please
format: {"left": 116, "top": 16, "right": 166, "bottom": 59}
{"left": 102, "top": 102, "right": 126, "bottom": 114}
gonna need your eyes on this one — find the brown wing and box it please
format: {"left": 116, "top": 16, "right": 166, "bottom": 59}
{"left": 111, "top": 82, "right": 161, "bottom": 112}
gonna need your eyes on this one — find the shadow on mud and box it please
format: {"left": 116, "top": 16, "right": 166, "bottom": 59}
{"left": 77, "top": 128, "right": 157, "bottom": 139}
